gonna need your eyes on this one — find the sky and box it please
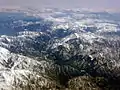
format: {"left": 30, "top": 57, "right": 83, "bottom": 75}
{"left": 0, "top": 0, "right": 120, "bottom": 10}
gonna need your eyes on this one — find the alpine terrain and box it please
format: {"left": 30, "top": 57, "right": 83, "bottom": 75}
{"left": 0, "top": 7, "right": 120, "bottom": 90}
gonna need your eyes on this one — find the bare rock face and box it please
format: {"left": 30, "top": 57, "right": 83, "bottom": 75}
{"left": 68, "top": 76, "right": 101, "bottom": 90}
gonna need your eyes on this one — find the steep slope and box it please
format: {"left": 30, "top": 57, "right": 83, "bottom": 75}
{"left": 0, "top": 46, "right": 57, "bottom": 89}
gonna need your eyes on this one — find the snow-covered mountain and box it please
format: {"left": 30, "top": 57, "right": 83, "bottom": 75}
{"left": 0, "top": 8, "right": 120, "bottom": 89}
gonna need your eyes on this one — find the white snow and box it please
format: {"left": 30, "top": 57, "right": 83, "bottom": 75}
{"left": 0, "top": 47, "right": 10, "bottom": 62}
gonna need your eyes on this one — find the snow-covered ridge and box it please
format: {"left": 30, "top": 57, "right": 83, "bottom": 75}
{"left": 0, "top": 46, "right": 50, "bottom": 89}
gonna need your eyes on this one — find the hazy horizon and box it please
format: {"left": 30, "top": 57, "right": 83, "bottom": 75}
{"left": 0, "top": 0, "right": 120, "bottom": 11}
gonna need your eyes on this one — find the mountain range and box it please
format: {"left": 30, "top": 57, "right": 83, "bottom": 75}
{"left": 0, "top": 7, "right": 120, "bottom": 90}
